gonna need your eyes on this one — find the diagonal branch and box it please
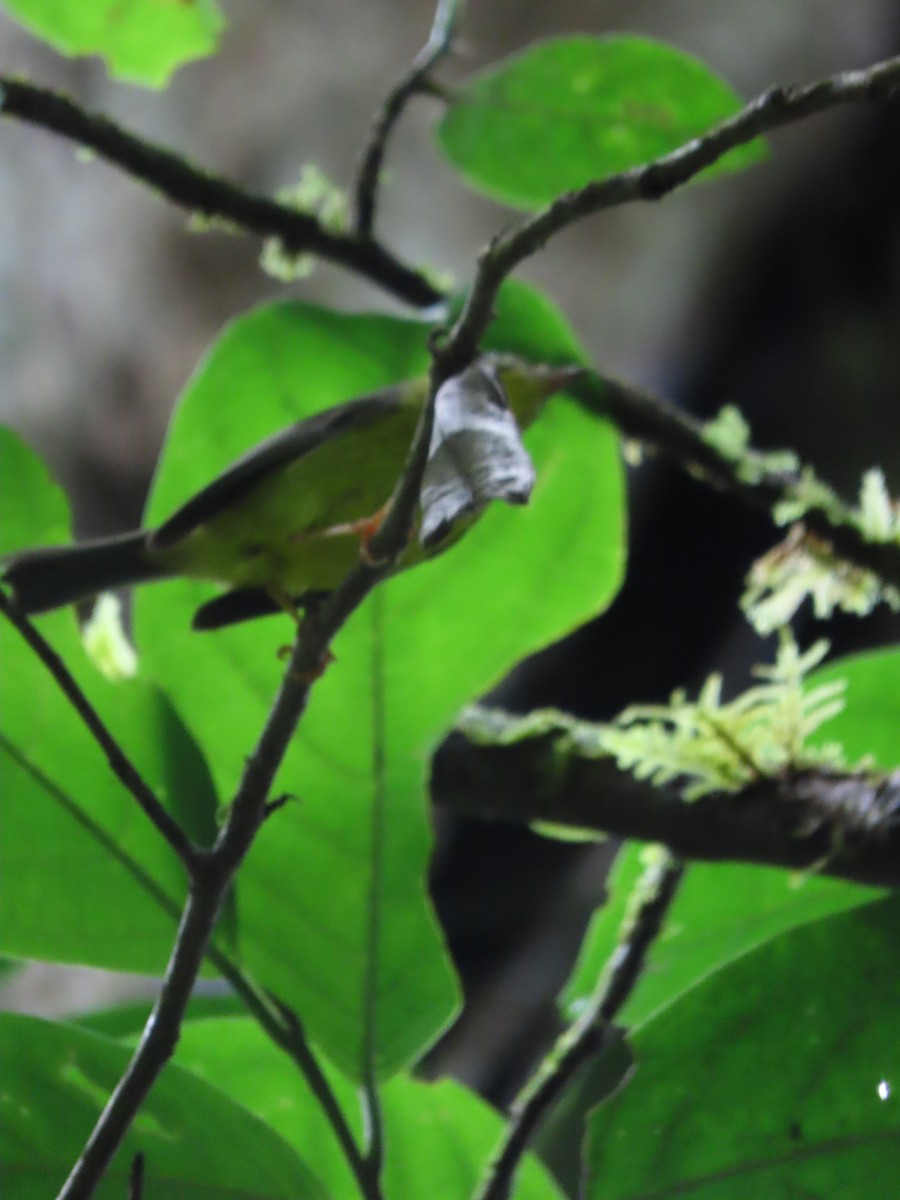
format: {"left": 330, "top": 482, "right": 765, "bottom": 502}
{"left": 0, "top": 719, "right": 370, "bottom": 1194}
{"left": 56, "top": 607, "right": 386, "bottom": 1200}
{"left": 51, "top": 349, "right": 461, "bottom": 1200}
{"left": 0, "top": 591, "right": 197, "bottom": 869}
{"left": 0, "top": 77, "right": 444, "bottom": 308}
{"left": 441, "top": 53, "right": 900, "bottom": 371}
{"left": 474, "top": 852, "right": 685, "bottom": 1200}
{"left": 433, "top": 712, "right": 900, "bottom": 889}
{"left": 352, "top": 0, "right": 462, "bottom": 235}
{"left": 574, "top": 371, "right": 900, "bottom": 591}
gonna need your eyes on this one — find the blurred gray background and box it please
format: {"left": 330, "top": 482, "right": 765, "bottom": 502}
{"left": 2, "top": 0, "right": 899, "bottom": 1104}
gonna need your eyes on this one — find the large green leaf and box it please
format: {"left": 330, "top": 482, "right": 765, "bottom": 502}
{"left": 136, "top": 282, "right": 624, "bottom": 1080}
{"left": 563, "top": 846, "right": 882, "bottom": 1030}
{"left": 810, "top": 646, "right": 900, "bottom": 770}
{"left": 175, "top": 1016, "right": 565, "bottom": 1200}
{"left": 1, "top": 0, "right": 223, "bottom": 86}
{"left": 437, "top": 36, "right": 765, "bottom": 210}
{"left": 585, "top": 895, "right": 900, "bottom": 1198}
{"left": 0, "top": 430, "right": 220, "bottom": 973}
{"left": 0, "top": 1014, "right": 328, "bottom": 1200}
{"left": 0, "top": 424, "right": 71, "bottom": 556}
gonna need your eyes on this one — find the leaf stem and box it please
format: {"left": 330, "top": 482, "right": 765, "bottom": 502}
{"left": 352, "top": 0, "right": 463, "bottom": 236}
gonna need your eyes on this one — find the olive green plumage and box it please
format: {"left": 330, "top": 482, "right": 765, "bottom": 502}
{"left": 3, "top": 359, "right": 577, "bottom": 630}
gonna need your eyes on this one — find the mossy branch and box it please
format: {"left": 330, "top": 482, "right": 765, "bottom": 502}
{"left": 433, "top": 707, "right": 900, "bottom": 890}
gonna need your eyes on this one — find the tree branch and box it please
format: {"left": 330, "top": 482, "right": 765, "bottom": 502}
{"left": 56, "top": 607, "right": 390, "bottom": 1199}
{"left": 0, "top": 596, "right": 369, "bottom": 1196}
{"left": 0, "top": 77, "right": 444, "bottom": 308}
{"left": 574, "top": 372, "right": 900, "bottom": 591}
{"left": 441, "top": 53, "right": 900, "bottom": 372}
{"left": 352, "top": 0, "right": 462, "bottom": 236}
{"left": 0, "top": 591, "right": 196, "bottom": 869}
{"left": 474, "top": 852, "right": 685, "bottom": 1200}
{"left": 51, "top": 344, "right": 459, "bottom": 1199}
{"left": 433, "top": 711, "right": 900, "bottom": 889}
{"left": 58, "top": 872, "right": 223, "bottom": 1200}
{"left": 261, "top": 990, "right": 380, "bottom": 1199}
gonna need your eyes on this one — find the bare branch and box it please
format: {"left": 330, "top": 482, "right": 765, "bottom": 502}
{"left": 0, "top": 77, "right": 444, "bottom": 308}
{"left": 51, "top": 343, "right": 458, "bottom": 1198}
{"left": 442, "top": 53, "right": 900, "bottom": 371}
{"left": 575, "top": 372, "right": 900, "bottom": 591}
{"left": 56, "top": 625, "right": 342, "bottom": 1199}
{"left": 262, "top": 991, "right": 383, "bottom": 1200}
{"left": 57, "top": 870, "right": 223, "bottom": 1200}
{"left": 367, "top": 363, "right": 444, "bottom": 566}
{"left": 0, "top": 595, "right": 370, "bottom": 1195}
{"left": 474, "top": 853, "right": 685, "bottom": 1200}
{"left": 433, "top": 713, "right": 900, "bottom": 889}
{"left": 352, "top": 0, "right": 462, "bottom": 235}
{"left": 0, "top": 591, "right": 196, "bottom": 869}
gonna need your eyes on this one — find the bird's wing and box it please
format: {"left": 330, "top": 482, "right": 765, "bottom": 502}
{"left": 150, "top": 391, "right": 401, "bottom": 549}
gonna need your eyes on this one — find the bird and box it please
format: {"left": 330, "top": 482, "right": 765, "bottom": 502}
{"left": 2, "top": 356, "right": 582, "bottom": 631}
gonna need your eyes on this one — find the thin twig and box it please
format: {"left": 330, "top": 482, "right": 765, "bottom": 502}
{"left": 352, "top": 0, "right": 462, "bottom": 235}
{"left": 1, "top": 680, "right": 370, "bottom": 1196}
{"left": 262, "top": 991, "right": 382, "bottom": 1200}
{"left": 0, "top": 591, "right": 196, "bottom": 869}
{"left": 51, "top": 341, "right": 455, "bottom": 1199}
{"left": 53, "top": 631, "right": 336, "bottom": 1199}
{"left": 367, "top": 359, "right": 443, "bottom": 563}
{"left": 55, "top": 626, "right": 330, "bottom": 1200}
{"left": 442, "top": 53, "right": 900, "bottom": 372}
{"left": 474, "top": 853, "right": 685, "bottom": 1200}
{"left": 57, "top": 868, "right": 224, "bottom": 1200}
{"left": 574, "top": 372, "right": 900, "bottom": 591}
{"left": 0, "top": 78, "right": 443, "bottom": 308}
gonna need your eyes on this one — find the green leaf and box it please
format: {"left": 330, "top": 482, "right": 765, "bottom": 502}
{"left": 437, "top": 35, "right": 765, "bottom": 210}
{"left": 0, "top": 425, "right": 71, "bottom": 556}
{"left": 585, "top": 896, "right": 900, "bottom": 1199}
{"left": 563, "top": 844, "right": 882, "bottom": 1029}
{"left": 175, "top": 1016, "right": 566, "bottom": 1200}
{"left": 0, "top": 429, "right": 221, "bottom": 972}
{"left": 75, "top": 991, "right": 246, "bottom": 1038}
{"left": 810, "top": 646, "right": 900, "bottom": 770}
{"left": 136, "top": 283, "right": 624, "bottom": 1080}
{"left": 0, "top": 1013, "right": 328, "bottom": 1200}
{"left": 1, "top": 0, "right": 224, "bottom": 87}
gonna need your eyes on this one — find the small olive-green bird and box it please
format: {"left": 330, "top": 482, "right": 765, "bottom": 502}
{"left": 3, "top": 357, "right": 580, "bottom": 631}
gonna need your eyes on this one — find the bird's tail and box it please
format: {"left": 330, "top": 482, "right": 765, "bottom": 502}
{"left": 2, "top": 532, "right": 168, "bottom": 614}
